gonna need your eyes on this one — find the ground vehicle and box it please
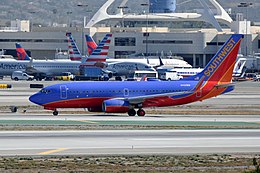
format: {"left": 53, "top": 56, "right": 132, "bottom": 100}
{"left": 55, "top": 72, "right": 75, "bottom": 81}
{"left": 158, "top": 70, "right": 183, "bottom": 80}
{"left": 253, "top": 74, "right": 260, "bottom": 81}
{"left": 11, "top": 71, "right": 34, "bottom": 81}
{"left": 132, "top": 70, "right": 158, "bottom": 81}
{"left": 75, "top": 67, "right": 109, "bottom": 81}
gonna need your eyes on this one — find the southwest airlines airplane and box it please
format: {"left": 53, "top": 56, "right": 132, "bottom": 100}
{"left": 29, "top": 34, "right": 243, "bottom": 116}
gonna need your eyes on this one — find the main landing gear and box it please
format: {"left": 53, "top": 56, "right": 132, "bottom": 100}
{"left": 127, "top": 108, "right": 146, "bottom": 116}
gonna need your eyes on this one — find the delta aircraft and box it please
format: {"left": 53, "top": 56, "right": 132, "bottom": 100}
{"left": 0, "top": 43, "right": 79, "bottom": 78}
{"left": 29, "top": 34, "right": 243, "bottom": 116}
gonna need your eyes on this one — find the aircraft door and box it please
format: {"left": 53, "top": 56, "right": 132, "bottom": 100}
{"left": 124, "top": 88, "right": 129, "bottom": 97}
{"left": 60, "top": 85, "right": 67, "bottom": 99}
{"left": 196, "top": 89, "right": 202, "bottom": 98}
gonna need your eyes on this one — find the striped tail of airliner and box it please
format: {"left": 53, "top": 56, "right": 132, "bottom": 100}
{"left": 66, "top": 32, "right": 82, "bottom": 61}
{"left": 87, "top": 33, "right": 112, "bottom": 63}
{"left": 85, "top": 35, "right": 97, "bottom": 55}
{"left": 15, "top": 43, "right": 31, "bottom": 61}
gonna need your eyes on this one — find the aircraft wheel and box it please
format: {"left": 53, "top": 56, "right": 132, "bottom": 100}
{"left": 137, "top": 109, "right": 145, "bottom": 116}
{"left": 53, "top": 110, "right": 58, "bottom": 116}
{"left": 128, "top": 109, "right": 136, "bottom": 116}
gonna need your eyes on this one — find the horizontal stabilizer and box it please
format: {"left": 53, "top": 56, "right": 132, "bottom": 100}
{"left": 215, "top": 83, "right": 234, "bottom": 89}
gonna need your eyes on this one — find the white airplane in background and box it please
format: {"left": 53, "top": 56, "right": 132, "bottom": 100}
{"left": 168, "top": 57, "right": 247, "bottom": 78}
{"left": 0, "top": 43, "right": 80, "bottom": 79}
{"left": 85, "top": 34, "right": 192, "bottom": 69}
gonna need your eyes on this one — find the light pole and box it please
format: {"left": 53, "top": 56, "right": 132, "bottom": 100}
{"left": 66, "top": 11, "right": 72, "bottom": 27}
{"left": 29, "top": 11, "right": 36, "bottom": 32}
{"left": 117, "top": 6, "right": 128, "bottom": 27}
{"left": 141, "top": 3, "right": 149, "bottom": 57}
{"left": 238, "top": 2, "right": 253, "bottom": 56}
{"left": 77, "top": 4, "right": 89, "bottom": 56}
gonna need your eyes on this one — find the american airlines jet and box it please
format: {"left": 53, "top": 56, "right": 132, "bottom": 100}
{"left": 67, "top": 33, "right": 157, "bottom": 78}
{"left": 85, "top": 34, "right": 192, "bottom": 68}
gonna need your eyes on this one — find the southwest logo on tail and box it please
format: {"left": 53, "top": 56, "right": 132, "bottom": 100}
{"left": 15, "top": 43, "right": 31, "bottom": 60}
{"left": 29, "top": 34, "right": 243, "bottom": 116}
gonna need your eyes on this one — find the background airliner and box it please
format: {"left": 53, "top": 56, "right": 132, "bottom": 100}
{"left": 169, "top": 57, "right": 247, "bottom": 78}
{"left": 67, "top": 33, "right": 157, "bottom": 78}
{"left": 0, "top": 43, "right": 80, "bottom": 79}
{"left": 85, "top": 34, "right": 192, "bottom": 69}
{"left": 29, "top": 34, "right": 243, "bottom": 116}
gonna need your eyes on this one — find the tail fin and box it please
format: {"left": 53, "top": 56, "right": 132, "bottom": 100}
{"left": 85, "top": 35, "right": 97, "bottom": 55}
{"left": 66, "top": 32, "right": 82, "bottom": 61}
{"left": 233, "top": 57, "right": 247, "bottom": 77}
{"left": 185, "top": 34, "right": 243, "bottom": 83}
{"left": 88, "top": 33, "right": 112, "bottom": 62}
{"left": 15, "top": 43, "right": 31, "bottom": 61}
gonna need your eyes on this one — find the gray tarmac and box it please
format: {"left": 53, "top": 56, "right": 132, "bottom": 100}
{"left": 0, "top": 129, "right": 259, "bottom": 156}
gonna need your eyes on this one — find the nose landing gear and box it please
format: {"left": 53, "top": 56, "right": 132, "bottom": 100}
{"left": 53, "top": 110, "right": 58, "bottom": 116}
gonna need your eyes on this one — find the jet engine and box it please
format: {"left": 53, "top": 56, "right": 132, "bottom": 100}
{"left": 102, "top": 99, "right": 129, "bottom": 113}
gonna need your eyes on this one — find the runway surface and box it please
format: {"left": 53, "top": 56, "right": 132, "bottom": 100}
{"left": 0, "top": 114, "right": 259, "bottom": 127}
{"left": 0, "top": 129, "right": 259, "bottom": 156}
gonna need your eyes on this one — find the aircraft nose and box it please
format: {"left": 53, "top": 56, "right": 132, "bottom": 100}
{"left": 29, "top": 93, "right": 42, "bottom": 105}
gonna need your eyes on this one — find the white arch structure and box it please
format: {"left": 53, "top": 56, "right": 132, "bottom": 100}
{"left": 86, "top": 0, "right": 233, "bottom": 32}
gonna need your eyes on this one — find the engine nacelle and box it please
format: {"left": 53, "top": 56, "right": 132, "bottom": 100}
{"left": 102, "top": 99, "right": 129, "bottom": 113}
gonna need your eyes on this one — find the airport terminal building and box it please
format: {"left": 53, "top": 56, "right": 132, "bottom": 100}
{"left": 0, "top": 0, "right": 260, "bottom": 70}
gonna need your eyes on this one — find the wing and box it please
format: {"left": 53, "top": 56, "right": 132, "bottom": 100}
{"left": 117, "top": 76, "right": 205, "bottom": 105}
{"left": 116, "top": 91, "right": 192, "bottom": 104}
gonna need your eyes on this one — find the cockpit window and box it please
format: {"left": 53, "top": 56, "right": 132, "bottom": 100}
{"left": 40, "top": 89, "right": 51, "bottom": 94}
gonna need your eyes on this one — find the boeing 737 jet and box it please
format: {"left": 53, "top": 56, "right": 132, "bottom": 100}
{"left": 29, "top": 34, "right": 243, "bottom": 116}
